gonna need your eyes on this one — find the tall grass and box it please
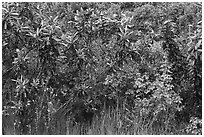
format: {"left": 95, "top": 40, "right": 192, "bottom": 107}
{"left": 2, "top": 104, "right": 193, "bottom": 135}
{"left": 64, "top": 106, "right": 189, "bottom": 135}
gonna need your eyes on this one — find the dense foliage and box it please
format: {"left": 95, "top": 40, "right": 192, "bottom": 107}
{"left": 2, "top": 2, "right": 202, "bottom": 135}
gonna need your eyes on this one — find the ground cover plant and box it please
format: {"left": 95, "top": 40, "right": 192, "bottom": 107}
{"left": 2, "top": 2, "right": 202, "bottom": 135}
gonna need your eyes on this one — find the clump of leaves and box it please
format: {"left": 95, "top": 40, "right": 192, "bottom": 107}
{"left": 134, "top": 59, "right": 182, "bottom": 131}
{"left": 185, "top": 117, "right": 202, "bottom": 135}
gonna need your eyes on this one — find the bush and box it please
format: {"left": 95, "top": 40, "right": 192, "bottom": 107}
{"left": 2, "top": 2, "right": 202, "bottom": 135}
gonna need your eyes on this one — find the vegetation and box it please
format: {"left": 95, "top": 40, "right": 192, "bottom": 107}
{"left": 2, "top": 2, "right": 202, "bottom": 135}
